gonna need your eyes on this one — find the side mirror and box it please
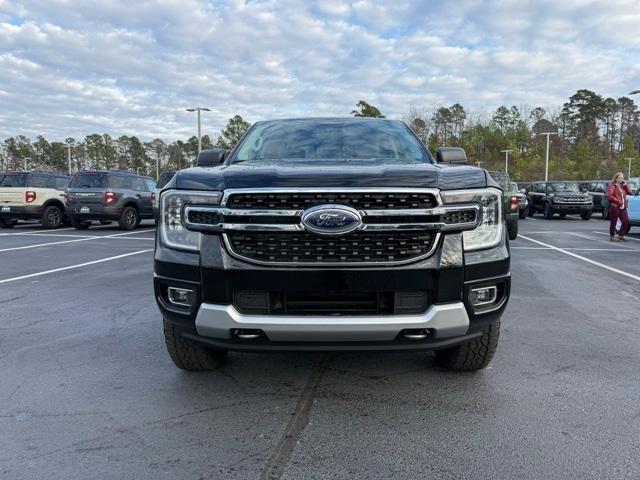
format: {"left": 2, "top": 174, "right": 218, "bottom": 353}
{"left": 519, "top": 188, "right": 526, "bottom": 194}
{"left": 435, "top": 147, "right": 467, "bottom": 165}
{"left": 197, "top": 148, "right": 226, "bottom": 167}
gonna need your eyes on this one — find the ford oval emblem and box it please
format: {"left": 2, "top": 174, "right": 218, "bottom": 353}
{"left": 301, "top": 204, "right": 362, "bottom": 236}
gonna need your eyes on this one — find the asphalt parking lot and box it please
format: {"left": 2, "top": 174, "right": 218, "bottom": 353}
{"left": 1, "top": 216, "right": 639, "bottom": 480}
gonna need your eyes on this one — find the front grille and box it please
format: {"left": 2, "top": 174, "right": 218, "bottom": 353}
{"left": 227, "top": 231, "right": 436, "bottom": 264}
{"left": 226, "top": 192, "right": 438, "bottom": 210}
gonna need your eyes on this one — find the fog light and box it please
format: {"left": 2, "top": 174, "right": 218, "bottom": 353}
{"left": 470, "top": 286, "right": 497, "bottom": 307}
{"left": 168, "top": 287, "right": 195, "bottom": 307}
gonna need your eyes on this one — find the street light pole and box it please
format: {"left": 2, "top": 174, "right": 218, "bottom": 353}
{"left": 475, "top": 161, "right": 484, "bottom": 168}
{"left": 537, "top": 132, "right": 558, "bottom": 181}
{"left": 500, "top": 149, "right": 512, "bottom": 174}
{"left": 63, "top": 144, "right": 72, "bottom": 175}
{"left": 626, "top": 157, "right": 636, "bottom": 179}
{"left": 185, "top": 107, "right": 211, "bottom": 156}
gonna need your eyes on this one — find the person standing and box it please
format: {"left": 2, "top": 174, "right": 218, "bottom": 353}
{"left": 606, "top": 172, "right": 632, "bottom": 241}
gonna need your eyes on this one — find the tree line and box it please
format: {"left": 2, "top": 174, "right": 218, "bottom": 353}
{"left": 1, "top": 91, "right": 639, "bottom": 181}
{"left": 0, "top": 115, "right": 251, "bottom": 178}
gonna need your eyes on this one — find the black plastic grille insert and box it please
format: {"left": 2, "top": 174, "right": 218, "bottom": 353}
{"left": 226, "top": 192, "right": 438, "bottom": 210}
{"left": 227, "top": 231, "right": 435, "bottom": 264}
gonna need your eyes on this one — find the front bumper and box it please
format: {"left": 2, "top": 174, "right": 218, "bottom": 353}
{"left": 551, "top": 204, "right": 592, "bottom": 213}
{"left": 155, "top": 230, "right": 510, "bottom": 352}
{"left": 196, "top": 301, "right": 469, "bottom": 342}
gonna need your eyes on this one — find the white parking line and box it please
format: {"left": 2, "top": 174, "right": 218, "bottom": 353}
{"left": 0, "top": 229, "right": 155, "bottom": 252}
{"left": 512, "top": 246, "right": 640, "bottom": 252}
{"left": 519, "top": 234, "right": 640, "bottom": 282}
{"left": 0, "top": 232, "right": 153, "bottom": 240}
{"left": 0, "top": 227, "right": 76, "bottom": 236}
{"left": 0, "top": 249, "right": 153, "bottom": 284}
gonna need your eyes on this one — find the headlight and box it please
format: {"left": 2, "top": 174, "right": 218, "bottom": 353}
{"left": 441, "top": 188, "right": 503, "bottom": 252}
{"left": 160, "top": 190, "right": 222, "bottom": 251}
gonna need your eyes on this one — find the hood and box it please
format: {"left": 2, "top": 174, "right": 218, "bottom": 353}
{"left": 172, "top": 162, "right": 489, "bottom": 191}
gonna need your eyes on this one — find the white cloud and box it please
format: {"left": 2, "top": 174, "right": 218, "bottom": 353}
{"left": 0, "top": 0, "right": 638, "bottom": 141}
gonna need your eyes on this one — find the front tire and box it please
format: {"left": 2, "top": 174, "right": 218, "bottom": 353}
{"left": 163, "top": 319, "right": 228, "bottom": 371}
{"left": 519, "top": 209, "right": 527, "bottom": 219}
{"left": 435, "top": 320, "right": 500, "bottom": 371}
{"left": 119, "top": 206, "right": 139, "bottom": 230}
{"left": 581, "top": 210, "right": 592, "bottom": 220}
{"left": 544, "top": 203, "right": 554, "bottom": 219}
{"left": 41, "top": 205, "right": 63, "bottom": 229}
{"left": 602, "top": 208, "right": 609, "bottom": 220}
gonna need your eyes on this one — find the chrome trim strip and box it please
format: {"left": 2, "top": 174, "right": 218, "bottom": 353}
{"left": 183, "top": 199, "right": 479, "bottom": 233}
{"left": 222, "top": 231, "right": 442, "bottom": 267}
{"left": 195, "top": 301, "right": 470, "bottom": 342}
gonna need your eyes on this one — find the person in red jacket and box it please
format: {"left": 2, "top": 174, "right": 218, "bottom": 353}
{"left": 606, "top": 172, "right": 632, "bottom": 241}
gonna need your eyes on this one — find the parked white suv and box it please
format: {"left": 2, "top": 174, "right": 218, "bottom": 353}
{"left": 0, "top": 171, "right": 70, "bottom": 229}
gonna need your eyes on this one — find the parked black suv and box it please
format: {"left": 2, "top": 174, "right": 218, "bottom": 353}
{"left": 154, "top": 118, "right": 510, "bottom": 372}
{"left": 66, "top": 171, "right": 156, "bottom": 230}
{"left": 580, "top": 180, "right": 610, "bottom": 219}
{"left": 527, "top": 181, "right": 593, "bottom": 219}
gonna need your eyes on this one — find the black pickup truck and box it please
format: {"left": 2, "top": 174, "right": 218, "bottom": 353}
{"left": 154, "top": 118, "right": 510, "bottom": 372}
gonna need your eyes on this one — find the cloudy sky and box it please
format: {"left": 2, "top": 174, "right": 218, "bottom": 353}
{"left": 0, "top": 0, "right": 639, "bottom": 141}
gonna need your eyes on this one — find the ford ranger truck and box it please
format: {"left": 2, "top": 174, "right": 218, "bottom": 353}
{"left": 154, "top": 118, "right": 510, "bottom": 372}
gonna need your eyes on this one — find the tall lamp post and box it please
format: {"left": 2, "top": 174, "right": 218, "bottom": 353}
{"left": 537, "top": 132, "right": 558, "bottom": 181}
{"left": 500, "top": 149, "right": 512, "bottom": 174}
{"left": 626, "top": 157, "right": 636, "bottom": 180}
{"left": 475, "top": 161, "right": 484, "bottom": 168}
{"left": 185, "top": 107, "right": 211, "bottom": 156}
{"left": 62, "top": 144, "right": 73, "bottom": 175}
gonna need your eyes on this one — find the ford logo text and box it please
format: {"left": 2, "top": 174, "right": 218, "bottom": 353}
{"left": 301, "top": 205, "right": 362, "bottom": 236}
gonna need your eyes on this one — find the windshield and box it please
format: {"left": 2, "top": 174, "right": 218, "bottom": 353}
{"left": 157, "top": 171, "right": 176, "bottom": 188}
{"left": 232, "top": 119, "right": 431, "bottom": 164}
{"left": 0, "top": 173, "right": 27, "bottom": 187}
{"left": 69, "top": 172, "right": 107, "bottom": 188}
{"left": 511, "top": 182, "right": 518, "bottom": 190}
{"left": 548, "top": 182, "right": 579, "bottom": 193}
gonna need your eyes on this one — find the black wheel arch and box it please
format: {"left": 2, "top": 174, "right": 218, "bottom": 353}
{"left": 43, "top": 199, "right": 66, "bottom": 212}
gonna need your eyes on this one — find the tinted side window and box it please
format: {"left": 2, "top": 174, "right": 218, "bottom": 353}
{"left": 30, "top": 174, "right": 50, "bottom": 188}
{"left": 45, "top": 176, "right": 57, "bottom": 188}
{"left": 157, "top": 171, "right": 175, "bottom": 188}
{"left": 55, "top": 177, "right": 69, "bottom": 189}
{"left": 145, "top": 179, "right": 156, "bottom": 191}
{"left": 131, "top": 177, "right": 146, "bottom": 191}
{"left": 108, "top": 175, "right": 126, "bottom": 188}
